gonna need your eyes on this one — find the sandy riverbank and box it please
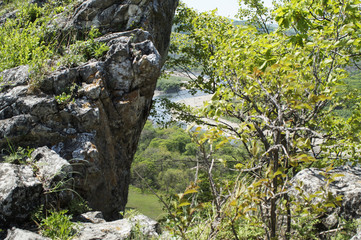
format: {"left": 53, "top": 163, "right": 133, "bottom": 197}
{"left": 176, "top": 94, "right": 213, "bottom": 108}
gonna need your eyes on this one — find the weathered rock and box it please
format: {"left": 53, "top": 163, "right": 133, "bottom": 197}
{"left": 77, "top": 211, "right": 106, "bottom": 224}
{"left": 0, "top": 147, "right": 73, "bottom": 227}
{"left": 0, "top": 10, "right": 17, "bottom": 25}
{"left": 291, "top": 166, "right": 361, "bottom": 229}
{"left": 32, "top": 146, "right": 73, "bottom": 190}
{"left": 130, "top": 214, "right": 161, "bottom": 237}
{"left": 68, "top": 0, "right": 176, "bottom": 60}
{"left": 4, "top": 228, "right": 50, "bottom": 240}
{"left": 31, "top": 146, "right": 74, "bottom": 208}
{"left": 0, "top": 163, "right": 42, "bottom": 226}
{"left": 3, "top": 213, "right": 161, "bottom": 240}
{"left": 352, "top": 230, "right": 361, "bottom": 240}
{"left": 0, "top": 65, "right": 30, "bottom": 93}
{"left": 74, "top": 214, "right": 160, "bottom": 240}
{"left": 0, "top": 0, "right": 178, "bottom": 221}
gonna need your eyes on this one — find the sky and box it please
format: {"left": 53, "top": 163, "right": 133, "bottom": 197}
{"left": 182, "top": 0, "right": 273, "bottom": 19}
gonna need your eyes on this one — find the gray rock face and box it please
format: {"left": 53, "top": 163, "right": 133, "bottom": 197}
{"left": 32, "top": 146, "right": 73, "bottom": 190}
{"left": 69, "top": 0, "right": 176, "bottom": 60}
{"left": 75, "top": 213, "right": 160, "bottom": 240}
{"left": 0, "top": 147, "right": 73, "bottom": 227}
{"left": 291, "top": 167, "right": 361, "bottom": 228}
{"left": 352, "top": 231, "right": 361, "bottom": 240}
{"left": 31, "top": 146, "right": 74, "bottom": 208}
{"left": 0, "top": 0, "right": 178, "bottom": 221}
{"left": 0, "top": 163, "right": 42, "bottom": 226}
{"left": 78, "top": 211, "right": 106, "bottom": 223}
{"left": 4, "top": 213, "right": 160, "bottom": 240}
{"left": 5, "top": 228, "right": 50, "bottom": 240}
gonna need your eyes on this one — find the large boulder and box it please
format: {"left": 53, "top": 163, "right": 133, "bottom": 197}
{"left": 31, "top": 146, "right": 73, "bottom": 207}
{"left": 4, "top": 213, "right": 161, "bottom": 240}
{"left": 32, "top": 146, "right": 73, "bottom": 188}
{"left": 291, "top": 166, "right": 361, "bottom": 229}
{"left": 0, "top": 163, "right": 42, "bottom": 226}
{"left": 352, "top": 231, "right": 361, "bottom": 240}
{"left": 0, "top": 0, "right": 178, "bottom": 221}
{"left": 68, "top": 0, "right": 176, "bottom": 60}
{"left": 74, "top": 213, "right": 161, "bottom": 240}
{"left": 4, "top": 228, "right": 50, "bottom": 240}
{"left": 0, "top": 147, "right": 73, "bottom": 227}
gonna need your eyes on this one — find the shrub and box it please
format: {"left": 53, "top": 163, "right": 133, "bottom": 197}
{"left": 40, "top": 210, "right": 77, "bottom": 240}
{"left": 58, "top": 27, "right": 109, "bottom": 67}
{"left": 0, "top": 18, "right": 52, "bottom": 73}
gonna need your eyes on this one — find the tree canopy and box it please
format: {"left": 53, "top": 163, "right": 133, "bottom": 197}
{"left": 159, "top": 0, "right": 361, "bottom": 239}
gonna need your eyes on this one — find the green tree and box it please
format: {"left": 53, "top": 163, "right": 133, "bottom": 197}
{"left": 157, "top": 168, "right": 193, "bottom": 193}
{"left": 163, "top": 0, "right": 361, "bottom": 239}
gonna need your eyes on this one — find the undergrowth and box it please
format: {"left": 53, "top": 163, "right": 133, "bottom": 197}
{"left": 40, "top": 210, "right": 77, "bottom": 240}
{"left": 0, "top": 0, "right": 109, "bottom": 89}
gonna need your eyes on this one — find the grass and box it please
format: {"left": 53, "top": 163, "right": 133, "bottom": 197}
{"left": 126, "top": 186, "right": 166, "bottom": 220}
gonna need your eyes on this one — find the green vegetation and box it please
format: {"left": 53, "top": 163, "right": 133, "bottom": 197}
{"left": 1, "top": 0, "right": 361, "bottom": 238}
{"left": 126, "top": 187, "right": 166, "bottom": 220}
{"left": 156, "top": 75, "right": 186, "bottom": 93}
{"left": 144, "top": 0, "right": 361, "bottom": 239}
{"left": 346, "top": 72, "right": 361, "bottom": 90}
{"left": 132, "top": 121, "right": 194, "bottom": 193}
{"left": 67, "top": 197, "right": 92, "bottom": 216}
{"left": 40, "top": 210, "right": 77, "bottom": 240}
{"left": 58, "top": 27, "right": 109, "bottom": 68}
{"left": 0, "top": 0, "right": 109, "bottom": 89}
{"left": 55, "top": 83, "right": 78, "bottom": 105}
{"left": 55, "top": 92, "right": 73, "bottom": 105}
{"left": 131, "top": 121, "right": 241, "bottom": 195}
{"left": 0, "top": 3, "right": 53, "bottom": 73}
{"left": 3, "top": 145, "right": 34, "bottom": 165}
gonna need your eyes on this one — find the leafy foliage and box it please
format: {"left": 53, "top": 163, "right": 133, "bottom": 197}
{"left": 40, "top": 210, "right": 77, "bottom": 240}
{"left": 132, "top": 122, "right": 196, "bottom": 193}
{"left": 158, "top": 0, "right": 361, "bottom": 239}
{"left": 0, "top": 11, "right": 52, "bottom": 73}
{"left": 55, "top": 92, "right": 72, "bottom": 105}
{"left": 68, "top": 197, "right": 92, "bottom": 216}
{"left": 0, "top": 0, "right": 109, "bottom": 90}
{"left": 58, "top": 27, "right": 109, "bottom": 68}
{"left": 132, "top": 121, "right": 241, "bottom": 194}
{"left": 3, "top": 146, "right": 34, "bottom": 165}
{"left": 55, "top": 83, "right": 78, "bottom": 105}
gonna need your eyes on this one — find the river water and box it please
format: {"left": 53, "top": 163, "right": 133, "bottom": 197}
{"left": 149, "top": 89, "right": 210, "bottom": 123}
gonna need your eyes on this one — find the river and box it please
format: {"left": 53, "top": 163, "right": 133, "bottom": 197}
{"left": 149, "top": 89, "right": 212, "bottom": 124}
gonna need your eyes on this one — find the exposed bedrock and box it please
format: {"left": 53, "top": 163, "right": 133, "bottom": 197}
{"left": 0, "top": 0, "right": 178, "bottom": 220}
{"left": 291, "top": 167, "right": 361, "bottom": 231}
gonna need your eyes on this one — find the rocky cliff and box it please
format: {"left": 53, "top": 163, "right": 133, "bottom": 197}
{"left": 0, "top": 0, "right": 178, "bottom": 224}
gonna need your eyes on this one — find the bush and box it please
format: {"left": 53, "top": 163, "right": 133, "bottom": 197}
{"left": 40, "top": 210, "right": 77, "bottom": 240}
{"left": 0, "top": 18, "right": 52, "bottom": 73}
{"left": 0, "top": 0, "right": 108, "bottom": 86}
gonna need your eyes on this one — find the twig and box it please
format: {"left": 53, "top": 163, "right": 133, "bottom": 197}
{"left": 319, "top": 227, "right": 344, "bottom": 236}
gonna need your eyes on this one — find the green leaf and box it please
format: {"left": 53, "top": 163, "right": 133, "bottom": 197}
{"left": 178, "top": 202, "right": 191, "bottom": 208}
{"left": 184, "top": 189, "right": 198, "bottom": 195}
